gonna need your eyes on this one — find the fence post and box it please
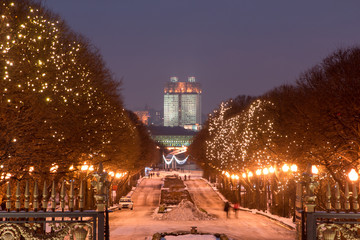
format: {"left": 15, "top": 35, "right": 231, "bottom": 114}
{"left": 295, "top": 182, "right": 303, "bottom": 240}
{"left": 304, "top": 167, "right": 319, "bottom": 240}
{"left": 92, "top": 163, "right": 110, "bottom": 240}
{"left": 306, "top": 213, "right": 317, "bottom": 240}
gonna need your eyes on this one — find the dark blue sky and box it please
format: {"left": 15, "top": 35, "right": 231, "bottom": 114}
{"left": 45, "top": 0, "right": 360, "bottom": 114}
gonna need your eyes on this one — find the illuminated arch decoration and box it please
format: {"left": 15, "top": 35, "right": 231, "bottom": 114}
{"left": 163, "top": 154, "right": 189, "bottom": 165}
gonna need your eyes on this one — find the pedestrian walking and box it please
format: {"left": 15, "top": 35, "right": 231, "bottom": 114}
{"left": 224, "top": 201, "right": 230, "bottom": 218}
{"left": 233, "top": 202, "right": 239, "bottom": 218}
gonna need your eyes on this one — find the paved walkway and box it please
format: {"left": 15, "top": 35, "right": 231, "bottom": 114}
{"left": 109, "top": 177, "right": 296, "bottom": 240}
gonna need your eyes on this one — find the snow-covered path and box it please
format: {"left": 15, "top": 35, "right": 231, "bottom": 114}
{"left": 109, "top": 177, "right": 296, "bottom": 240}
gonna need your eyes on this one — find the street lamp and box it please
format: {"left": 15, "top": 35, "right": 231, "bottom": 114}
{"left": 349, "top": 169, "right": 358, "bottom": 182}
{"left": 81, "top": 162, "right": 89, "bottom": 171}
{"left": 349, "top": 169, "right": 359, "bottom": 212}
{"left": 262, "top": 168, "right": 270, "bottom": 212}
{"left": 280, "top": 164, "right": 297, "bottom": 218}
{"left": 311, "top": 165, "right": 319, "bottom": 175}
{"left": 81, "top": 162, "right": 94, "bottom": 209}
{"left": 282, "top": 164, "right": 289, "bottom": 173}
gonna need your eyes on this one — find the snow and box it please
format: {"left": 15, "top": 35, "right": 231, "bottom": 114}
{"left": 157, "top": 200, "right": 214, "bottom": 221}
{"left": 110, "top": 174, "right": 296, "bottom": 240}
{"left": 200, "top": 177, "right": 296, "bottom": 230}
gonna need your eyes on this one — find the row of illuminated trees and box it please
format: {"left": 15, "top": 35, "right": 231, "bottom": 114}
{"left": 0, "top": 0, "right": 159, "bottom": 194}
{"left": 189, "top": 46, "right": 360, "bottom": 215}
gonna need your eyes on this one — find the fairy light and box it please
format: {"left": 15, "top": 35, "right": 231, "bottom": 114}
{"left": 0, "top": 0, "right": 143, "bottom": 179}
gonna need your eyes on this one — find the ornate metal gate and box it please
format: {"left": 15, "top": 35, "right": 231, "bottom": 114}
{"left": 0, "top": 163, "right": 110, "bottom": 240}
{"left": 296, "top": 171, "right": 360, "bottom": 240}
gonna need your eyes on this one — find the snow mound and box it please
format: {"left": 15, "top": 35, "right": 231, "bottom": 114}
{"left": 160, "top": 200, "right": 213, "bottom": 221}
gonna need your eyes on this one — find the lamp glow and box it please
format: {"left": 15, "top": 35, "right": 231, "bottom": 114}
{"left": 282, "top": 164, "right": 289, "bottom": 172}
{"left": 311, "top": 165, "right": 319, "bottom": 174}
{"left": 81, "top": 162, "right": 89, "bottom": 171}
{"left": 290, "top": 164, "right": 298, "bottom": 172}
{"left": 349, "top": 169, "right": 358, "bottom": 182}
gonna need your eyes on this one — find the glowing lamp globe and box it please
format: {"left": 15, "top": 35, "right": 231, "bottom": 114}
{"left": 349, "top": 169, "right": 359, "bottom": 182}
{"left": 311, "top": 165, "right": 319, "bottom": 175}
{"left": 81, "top": 162, "right": 89, "bottom": 171}
{"left": 242, "top": 173, "right": 246, "bottom": 178}
{"left": 290, "top": 164, "right": 298, "bottom": 172}
{"left": 269, "top": 166, "right": 275, "bottom": 173}
{"left": 256, "top": 169, "right": 261, "bottom": 176}
{"left": 263, "top": 168, "right": 269, "bottom": 175}
{"left": 282, "top": 164, "right": 289, "bottom": 172}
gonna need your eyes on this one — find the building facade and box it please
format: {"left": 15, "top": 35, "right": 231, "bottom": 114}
{"left": 164, "top": 77, "right": 201, "bottom": 127}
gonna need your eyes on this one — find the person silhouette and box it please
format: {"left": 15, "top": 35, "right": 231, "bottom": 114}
{"left": 224, "top": 201, "right": 231, "bottom": 218}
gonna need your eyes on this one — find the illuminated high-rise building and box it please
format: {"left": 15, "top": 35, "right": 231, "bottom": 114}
{"left": 164, "top": 76, "right": 201, "bottom": 128}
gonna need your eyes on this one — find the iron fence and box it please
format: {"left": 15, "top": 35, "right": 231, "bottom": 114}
{"left": 0, "top": 163, "right": 109, "bottom": 240}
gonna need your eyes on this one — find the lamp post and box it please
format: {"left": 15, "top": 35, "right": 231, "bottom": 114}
{"left": 255, "top": 169, "right": 262, "bottom": 210}
{"left": 304, "top": 165, "right": 319, "bottom": 213}
{"left": 281, "top": 164, "right": 289, "bottom": 217}
{"left": 261, "top": 168, "right": 269, "bottom": 212}
{"left": 290, "top": 164, "right": 297, "bottom": 222}
{"left": 81, "top": 162, "right": 94, "bottom": 209}
{"left": 349, "top": 169, "right": 359, "bottom": 212}
{"left": 280, "top": 163, "right": 297, "bottom": 218}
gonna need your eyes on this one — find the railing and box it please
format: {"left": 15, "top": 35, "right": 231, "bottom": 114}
{"left": 296, "top": 173, "right": 360, "bottom": 240}
{"left": 0, "top": 163, "right": 109, "bottom": 240}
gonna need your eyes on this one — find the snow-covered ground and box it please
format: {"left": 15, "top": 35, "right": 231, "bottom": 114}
{"left": 109, "top": 172, "right": 296, "bottom": 240}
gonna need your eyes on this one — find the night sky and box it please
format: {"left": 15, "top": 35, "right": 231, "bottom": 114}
{"left": 44, "top": 0, "right": 360, "bottom": 114}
